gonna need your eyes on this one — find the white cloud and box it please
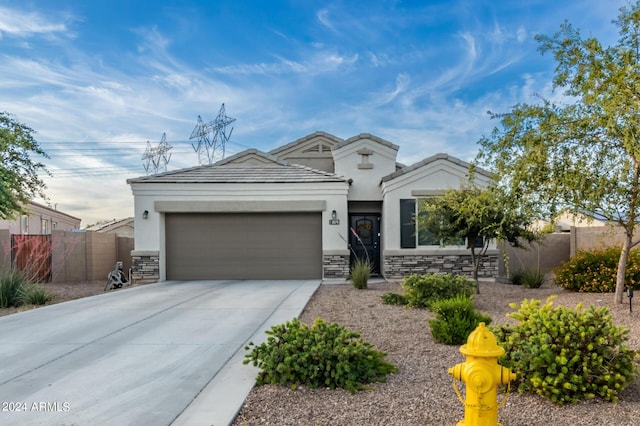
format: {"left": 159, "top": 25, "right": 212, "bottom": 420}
{"left": 0, "top": 5, "right": 70, "bottom": 37}
{"left": 316, "top": 9, "right": 336, "bottom": 32}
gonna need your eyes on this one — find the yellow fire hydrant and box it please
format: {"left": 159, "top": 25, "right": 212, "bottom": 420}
{"left": 448, "top": 322, "right": 516, "bottom": 426}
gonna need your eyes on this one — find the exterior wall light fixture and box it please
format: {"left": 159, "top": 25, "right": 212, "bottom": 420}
{"left": 143, "top": 210, "right": 149, "bottom": 219}
{"left": 331, "top": 210, "right": 337, "bottom": 220}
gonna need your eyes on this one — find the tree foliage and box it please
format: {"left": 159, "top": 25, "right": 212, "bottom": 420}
{"left": 0, "top": 112, "right": 49, "bottom": 220}
{"left": 477, "top": 3, "right": 640, "bottom": 303}
{"left": 418, "top": 185, "right": 536, "bottom": 293}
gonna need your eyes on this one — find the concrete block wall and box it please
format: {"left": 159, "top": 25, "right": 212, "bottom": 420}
{"left": 0, "top": 230, "right": 134, "bottom": 283}
{"left": 503, "top": 233, "right": 570, "bottom": 278}
{"left": 0, "top": 229, "right": 10, "bottom": 274}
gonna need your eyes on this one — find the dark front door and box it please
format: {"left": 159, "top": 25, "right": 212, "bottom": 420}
{"left": 349, "top": 214, "right": 381, "bottom": 274}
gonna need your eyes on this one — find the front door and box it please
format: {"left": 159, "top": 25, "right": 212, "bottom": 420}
{"left": 349, "top": 214, "right": 381, "bottom": 274}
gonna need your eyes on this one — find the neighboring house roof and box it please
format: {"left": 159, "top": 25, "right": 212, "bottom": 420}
{"left": 127, "top": 149, "right": 347, "bottom": 184}
{"left": 86, "top": 217, "right": 134, "bottom": 233}
{"left": 381, "top": 153, "right": 492, "bottom": 182}
{"left": 29, "top": 201, "right": 82, "bottom": 222}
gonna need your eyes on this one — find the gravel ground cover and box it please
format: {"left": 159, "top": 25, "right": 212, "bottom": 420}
{"left": 0, "top": 280, "right": 147, "bottom": 317}
{"left": 232, "top": 280, "right": 640, "bottom": 426}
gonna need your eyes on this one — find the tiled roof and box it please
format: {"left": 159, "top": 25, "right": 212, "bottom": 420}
{"left": 127, "top": 151, "right": 346, "bottom": 184}
{"left": 334, "top": 133, "right": 399, "bottom": 151}
{"left": 381, "top": 153, "right": 492, "bottom": 182}
{"left": 268, "top": 131, "right": 343, "bottom": 156}
{"left": 86, "top": 217, "right": 134, "bottom": 232}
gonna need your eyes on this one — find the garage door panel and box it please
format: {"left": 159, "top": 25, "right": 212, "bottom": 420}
{"left": 166, "top": 213, "right": 321, "bottom": 280}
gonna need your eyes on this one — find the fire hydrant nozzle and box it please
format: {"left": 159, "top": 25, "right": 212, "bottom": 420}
{"left": 448, "top": 322, "right": 515, "bottom": 426}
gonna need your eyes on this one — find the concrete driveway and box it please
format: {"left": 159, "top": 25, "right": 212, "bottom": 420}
{"left": 0, "top": 279, "right": 321, "bottom": 426}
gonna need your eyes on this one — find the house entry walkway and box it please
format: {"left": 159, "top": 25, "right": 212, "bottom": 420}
{"left": 0, "top": 279, "right": 320, "bottom": 426}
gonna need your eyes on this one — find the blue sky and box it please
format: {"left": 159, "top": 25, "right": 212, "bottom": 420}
{"left": 0, "top": 0, "right": 627, "bottom": 226}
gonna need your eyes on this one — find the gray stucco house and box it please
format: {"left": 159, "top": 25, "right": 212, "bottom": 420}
{"left": 127, "top": 131, "right": 497, "bottom": 282}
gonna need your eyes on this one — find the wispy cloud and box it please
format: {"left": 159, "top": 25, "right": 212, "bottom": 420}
{"left": 0, "top": 5, "right": 71, "bottom": 38}
{"left": 0, "top": 0, "right": 628, "bottom": 225}
{"left": 316, "top": 9, "right": 336, "bottom": 32}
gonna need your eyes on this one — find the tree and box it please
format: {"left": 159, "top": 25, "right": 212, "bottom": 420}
{"left": 0, "top": 112, "right": 49, "bottom": 220}
{"left": 418, "top": 184, "right": 536, "bottom": 293}
{"left": 477, "top": 2, "right": 640, "bottom": 304}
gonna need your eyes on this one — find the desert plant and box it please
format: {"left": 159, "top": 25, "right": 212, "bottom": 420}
{"left": 519, "top": 268, "right": 545, "bottom": 288}
{"left": 381, "top": 292, "right": 407, "bottom": 305}
{"left": 0, "top": 271, "right": 28, "bottom": 308}
{"left": 428, "top": 295, "right": 492, "bottom": 345}
{"left": 243, "top": 317, "right": 397, "bottom": 394}
{"left": 492, "top": 296, "right": 637, "bottom": 405}
{"left": 350, "top": 258, "right": 372, "bottom": 289}
{"left": 401, "top": 273, "right": 475, "bottom": 309}
{"left": 554, "top": 247, "right": 640, "bottom": 292}
{"left": 509, "top": 269, "right": 525, "bottom": 285}
{"left": 20, "top": 284, "right": 53, "bottom": 305}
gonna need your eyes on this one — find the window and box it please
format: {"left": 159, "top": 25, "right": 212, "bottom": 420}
{"left": 21, "top": 215, "right": 29, "bottom": 234}
{"left": 400, "top": 199, "right": 479, "bottom": 248}
{"left": 42, "top": 219, "right": 49, "bottom": 235}
{"left": 400, "top": 199, "right": 416, "bottom": 248}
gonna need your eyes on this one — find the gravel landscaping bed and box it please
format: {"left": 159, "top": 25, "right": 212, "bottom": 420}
{"left": 232, "top": 280, "right": 640, "bottom": 426}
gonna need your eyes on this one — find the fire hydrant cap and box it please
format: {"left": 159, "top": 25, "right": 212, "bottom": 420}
{"left": 459, "top": 322, "right": 505, "bottom": 358}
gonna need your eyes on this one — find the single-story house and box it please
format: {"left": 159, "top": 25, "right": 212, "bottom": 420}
{"left": 127, "top": 131, "right": 497, "bottom": 282}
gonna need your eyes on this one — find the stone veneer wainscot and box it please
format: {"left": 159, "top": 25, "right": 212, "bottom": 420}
{"left": 384, "top": 253, "right": 498, "bottom": 279}
{"left": 131, "top": 250, "right": 159, "bottom": 283}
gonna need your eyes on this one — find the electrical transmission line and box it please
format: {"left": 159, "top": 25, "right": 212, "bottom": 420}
{"left": 190, "top": 103, "right": 235, "bottom": 165}
{"left": 142, "top": 132, "right": 173, "bottom": 175}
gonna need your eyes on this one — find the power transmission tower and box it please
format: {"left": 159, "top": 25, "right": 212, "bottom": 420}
{"left": 189, "top": 103, "right": 235, "bottom": 165}
{"left": 142, "top": 132, "right": 173, "bottom": 175}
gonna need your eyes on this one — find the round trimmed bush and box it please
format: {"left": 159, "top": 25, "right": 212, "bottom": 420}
{"left": 492, "top": 296, "right": 637, "bottom": 405}
{"left": 243, "top": 318, "right": 397, "bottom": 393}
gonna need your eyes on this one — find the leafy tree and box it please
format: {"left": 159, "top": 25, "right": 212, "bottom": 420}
{"left": 418, "top": 185, "right": 536, "bottom": 293}
{"left": 0, "top": 112, "right": 49, "bottom": 220}
{"left": 477, "top": 3, "right": 640, "bottom": 304}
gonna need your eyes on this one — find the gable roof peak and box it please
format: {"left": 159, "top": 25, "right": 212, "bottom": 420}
{"left": 215, "top": 148, "right": 290, "bottom": 167}
{"left": 269, "top": 131, "right": 344, "bottom": 156}
{"left": 334, "top": 133, "right": 400, "bottom": 151}
{"left": 381, "top": 152, "right": 491, "bottom": 182}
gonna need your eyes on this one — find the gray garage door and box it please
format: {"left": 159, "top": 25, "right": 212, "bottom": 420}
{"left": 165, "top": 212, "right": 322, "bottom": 280}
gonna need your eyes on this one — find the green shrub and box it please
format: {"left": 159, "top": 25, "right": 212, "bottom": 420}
{"left": 510, "top": 269, "right": 525, "bottom": 286}
{"left": 243, "top": 318, "right": 397, "bottom": 394}
{"left": 401, "top": 273, "right": 475, "bottom": 309}
{"left": 554, "top": 247, "right": 640, "bottom": 292}
{"left": 350, "top": 258, "right": 372, "bottom": 289}
{"left": 20, "top": 284, "right": 53, "bottom": 306}
{"left": 0, "top": 272, "right": 28, "bottom": 308}
{"left": 492, "top": 296, "right": 637, "bottom": 405}
{"left": 428, "top": 295, "right": 492, "bottom": 345}
{"left": 381, "top": 292, "right": 407, "bottom": 305}
{"left": 520, "top": 269, "right": 545, "bottom": 288}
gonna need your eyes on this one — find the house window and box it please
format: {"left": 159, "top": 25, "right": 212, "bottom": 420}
{"left": 21, "top": 215, "right": 29, "bottom": 234}
{"left": 42, "top": 219, "right": 49, "bottom": 235}
{"left": 400, "top": 199, "right": 416, "bottom": 248}
{"left": 400, "top": 199, "right": 480, "bottom": 248}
